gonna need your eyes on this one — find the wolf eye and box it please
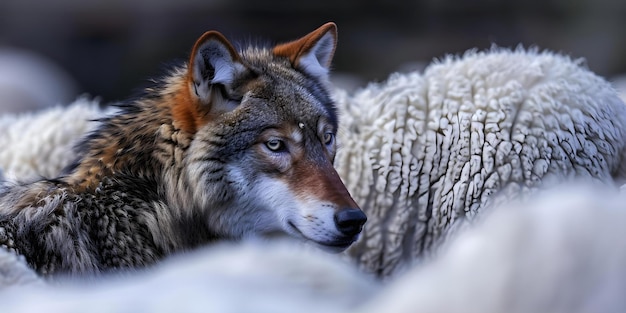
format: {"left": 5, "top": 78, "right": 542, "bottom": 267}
{"left": 265, "top": 139, "right": 286, "bottom": 152}
{"left": 323, "top": 132, "right": 335, "bottom": 146}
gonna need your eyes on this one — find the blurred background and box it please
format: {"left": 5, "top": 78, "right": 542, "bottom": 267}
{"left": 1, "top": 0, "right": 625, "bottom": 112}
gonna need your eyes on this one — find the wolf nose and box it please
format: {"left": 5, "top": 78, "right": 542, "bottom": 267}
{"left": 334, "top": 208, "right": 367, "bottom": 236}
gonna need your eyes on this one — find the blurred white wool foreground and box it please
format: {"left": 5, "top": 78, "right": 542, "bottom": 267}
{"left": 360, "top": 183, "right": 626, "bottom": 313}
{"left": 1, "top": 183, "right": 626, "bottom": 313}
{"left": 0, "top": 240, "right": 378, "bottom": 313}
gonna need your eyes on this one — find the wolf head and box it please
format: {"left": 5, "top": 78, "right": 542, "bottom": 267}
{"left": 169, "top": 23, "right": 366, "bottom": 252}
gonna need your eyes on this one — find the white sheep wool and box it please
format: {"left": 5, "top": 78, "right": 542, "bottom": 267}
{"left": 336, "top": 47, "right": 626, "bottom": 277}
{"left": 0, "top": 97, "right": 104, "bottom": 181}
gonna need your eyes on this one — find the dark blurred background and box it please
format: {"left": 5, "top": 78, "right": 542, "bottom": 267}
{"left": 1, "top": 0, "right": 625, "bottom": 111}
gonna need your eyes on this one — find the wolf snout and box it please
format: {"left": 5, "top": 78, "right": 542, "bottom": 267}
{"left": 334, "top": 208, "right": 367, "bottom": 237}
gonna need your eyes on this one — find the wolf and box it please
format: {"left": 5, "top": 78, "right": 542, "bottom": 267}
{"left": 0, "top": 22, "right": 367, "bottom": 276}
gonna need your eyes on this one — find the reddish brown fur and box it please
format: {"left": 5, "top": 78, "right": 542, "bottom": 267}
{"left": 291, "top": 160, "right": 359, "bottom": 210}
{"left": 64, "top": 99, "right": 174, "bottom": 192}
{"left": 174, "top": 31, "right": 241, "bottom": 134}
{"left": 67, "top": 155, "right": 115, "bottom": 192}
{"left": 172, "top": 80, "right": 205, "bottom": 134}
{"left": 273, "top": 22, "right": 337, "bottom": 67}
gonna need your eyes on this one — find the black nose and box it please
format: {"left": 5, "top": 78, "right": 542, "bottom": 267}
{"left": 334, "top": 208, "right": 367, "bottom": 236}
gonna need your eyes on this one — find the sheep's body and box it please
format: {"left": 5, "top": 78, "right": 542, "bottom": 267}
{"left": 0, "top": 98, "right": 104, "bottom": 181}
{"left": 336, "top": 48, "right": 626, "bottom": 276}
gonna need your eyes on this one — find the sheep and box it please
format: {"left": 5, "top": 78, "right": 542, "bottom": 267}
{"left": 2, "top": 183, "right": 626, "bottom": 313}
{"left": 335, "top": 47, "right": 626, "bottom": 277}
{"left": 0, "top": 97, "right": 104, "bottom": 181}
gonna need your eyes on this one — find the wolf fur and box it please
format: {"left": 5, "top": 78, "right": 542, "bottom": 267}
{"left": 0, "top": 22, "right": 366, "bottom": 276}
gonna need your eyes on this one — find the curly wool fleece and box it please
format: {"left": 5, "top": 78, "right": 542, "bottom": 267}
{"left": 336, "top": 48, "right": 626, "bottom": 277}
{"left": 0, "top": 97, "right": 103, "bottom": 180}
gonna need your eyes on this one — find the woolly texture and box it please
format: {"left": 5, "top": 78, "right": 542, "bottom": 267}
{"left": 0, "top": 97, "right": 104, "bottom": 181}
{"left": 361, "top": 183, "right": 626, "bottom": 313}
{"left": 0, "top": 241, "right": 377, "bottom": 313}
{"left": 336, "top": 48, "right": 626, "bottom": 276}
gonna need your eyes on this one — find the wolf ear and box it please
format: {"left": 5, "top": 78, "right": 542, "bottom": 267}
{"left": 273, "top": 22, "right": 337, "bottom": 80}
{"left": 188, "top": 31, "right": 245, "bottom": 105}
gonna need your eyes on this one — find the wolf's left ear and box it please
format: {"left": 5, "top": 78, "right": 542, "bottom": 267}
{"left": 273, "top": 22, "right": 337, "bottom": 80}
{"left": 188, "top": 31, "right": 246, "bottom": 104}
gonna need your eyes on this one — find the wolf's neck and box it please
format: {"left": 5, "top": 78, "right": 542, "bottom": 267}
{"left": 63, "top": 97, "right": 193, "bottom": 192}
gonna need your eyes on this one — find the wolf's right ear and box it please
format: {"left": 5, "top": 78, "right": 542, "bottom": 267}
{"left": 273, "top": 22, "right": 338, "bottom": 81}
{"left": 188, "top": 31, "right": 245, "bottom": 105}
